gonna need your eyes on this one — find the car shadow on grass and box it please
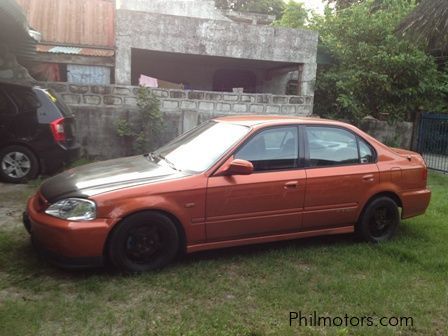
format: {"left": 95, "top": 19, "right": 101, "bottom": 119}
{"left": 4, "top": 232, "right": 358, "bottom": 282}
{"left": 6, "top": 227, "right": 422, "bottom": 282}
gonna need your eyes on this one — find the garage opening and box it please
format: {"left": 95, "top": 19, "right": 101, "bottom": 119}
{"left": 131, "top": 48, "right": 303, "bottom": 95}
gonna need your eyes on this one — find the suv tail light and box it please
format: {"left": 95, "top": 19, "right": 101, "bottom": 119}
{"left": 50, "top": 117, "right": 66, "bottom": 142}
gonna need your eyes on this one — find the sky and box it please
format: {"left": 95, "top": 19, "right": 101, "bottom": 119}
{"left": 296, "top": 0, "right": 326, "bottom": 15}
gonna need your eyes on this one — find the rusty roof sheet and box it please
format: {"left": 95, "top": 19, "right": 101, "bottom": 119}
{"left": 36, "top": 44, "right": 114, "bottom": 57}
{"left": 16, "top": 0, "right": 115, "bottom": 48}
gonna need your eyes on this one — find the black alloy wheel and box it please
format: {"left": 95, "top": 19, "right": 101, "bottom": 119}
{"left": 357, "top": 196, "right": 399, "bottom": 243}
{"left": 108, "top": 211, "right": 179, "bottom": 273}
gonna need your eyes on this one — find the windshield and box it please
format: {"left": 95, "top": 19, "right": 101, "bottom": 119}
{"left": 153, "top": 121, "right": 250, "bottom": 173}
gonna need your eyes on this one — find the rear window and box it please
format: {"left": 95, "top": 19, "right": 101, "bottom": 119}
{"left": 46, "top": 89, "right": 73, "bottom": 117}
{"left": 34, "top": 89, "right": 73, "bottom": 123}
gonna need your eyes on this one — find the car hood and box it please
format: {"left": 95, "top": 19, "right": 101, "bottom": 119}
{"left": 40, "top": 155, "right": 190, "bottom": 202}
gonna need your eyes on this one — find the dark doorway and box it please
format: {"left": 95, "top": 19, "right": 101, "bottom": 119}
{"left": 213, "top": 69, "right": 257, "bottom": 93}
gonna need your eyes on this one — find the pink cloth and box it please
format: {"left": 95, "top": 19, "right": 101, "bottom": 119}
{"left": 139, "top": 74, "right": 158, "bottom": 88}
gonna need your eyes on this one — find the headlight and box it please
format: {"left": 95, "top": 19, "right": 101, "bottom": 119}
{"left": 45, "top": 198, "right": 96, "bottom": 221}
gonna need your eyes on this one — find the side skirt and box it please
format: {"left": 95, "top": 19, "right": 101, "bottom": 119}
{"left": 186, "top": 225, "right": 354, "bottom": 253}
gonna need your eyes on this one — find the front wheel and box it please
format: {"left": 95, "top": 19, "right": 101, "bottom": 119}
{"left": 108, "top": 211, "right": 179, "bottom": 273}
{"left": 357, "top": 197, "right": 400, "bottom": 243}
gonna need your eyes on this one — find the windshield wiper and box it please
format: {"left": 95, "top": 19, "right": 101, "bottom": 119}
{"left": 147, "top": 152, "right": 181, "bottom": 171}
{"left": 144, "top": 152, "right": 157, "bottom": 162}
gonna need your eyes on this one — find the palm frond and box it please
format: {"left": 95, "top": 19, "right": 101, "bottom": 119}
{"left": 397, "top": 0, "right": 448, "bottom": 52}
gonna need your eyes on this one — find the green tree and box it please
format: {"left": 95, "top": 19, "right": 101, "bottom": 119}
{"left": 310, "top": 0, "right": 446, "bottom": 122}
{"left": 274, "top": 1, "right": 309, "bottom": 29}
{"left": 326, "top": 0, "right": 366, "bottom": 10}
{"left": 215, "top": 0, "right": 285, "bottom": 19}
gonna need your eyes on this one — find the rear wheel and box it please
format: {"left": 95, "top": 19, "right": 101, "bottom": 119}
{"left": 108, "top": 211, "right": 179, "bottom": 273}
{"left": 357, "top": 197, "right": 399, "bottom": 243}
{"left": 0, "top": 145, "right": 39, "bottom": 183}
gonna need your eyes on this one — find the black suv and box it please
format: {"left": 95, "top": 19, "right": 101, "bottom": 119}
{"left": 0, "top": 83, "right": 80, "bottom": 183}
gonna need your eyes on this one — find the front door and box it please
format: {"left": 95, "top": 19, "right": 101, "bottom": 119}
{"left": 206, "top": 126, "right": 306, "bottom": 241}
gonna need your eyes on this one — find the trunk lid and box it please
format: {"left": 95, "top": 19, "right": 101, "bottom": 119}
{"left": 390, "top": 147, "right": 425, "bottom": 164}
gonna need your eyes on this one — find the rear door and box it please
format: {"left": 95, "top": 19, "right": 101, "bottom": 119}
{"left": 0, "top": 87, "right": 18, "bottom": 143}
{"left": 6, "top": 85, "right": 44, "bottom": 145}
{"left": 1, "top": 85, "right": 41, "bottom": 142}
{"left": 302, "top": 125, "right": 379, "bottom": 230}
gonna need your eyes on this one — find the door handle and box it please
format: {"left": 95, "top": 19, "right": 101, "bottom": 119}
{"left": 362, "top": 174, "right": 375, "bottom": 182}
{"left": 284, "top": 181, "right": 299, "bottom": 189}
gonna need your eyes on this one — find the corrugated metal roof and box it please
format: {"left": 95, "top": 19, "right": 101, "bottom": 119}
{"left": 47, "top": 46, "right": 82, "bottom": 54}
{"left": 16, "top": 0, "right": 115, "bottom": 48}
{"left": 36, "top": 44, "right": 114, "bottom": 57}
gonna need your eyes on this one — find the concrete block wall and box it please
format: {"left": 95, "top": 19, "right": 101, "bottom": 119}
{"left": 37, "top": 82, "right": 313, "bottom": 159}
{"left": 38, "top": 82, "right": 314, "bottom": 117}
{"left": 359, "top": 117, "right": 414, "bottom": 149}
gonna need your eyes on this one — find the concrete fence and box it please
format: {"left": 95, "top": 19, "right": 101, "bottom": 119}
{"left": 359, "top": 117, "right": 414, "bottom": 149}
{"left": 37, "top": 82, "right": 314, "bottom": 159}
{"left": 38, "top": 82, "right": 314, "bottom": 116}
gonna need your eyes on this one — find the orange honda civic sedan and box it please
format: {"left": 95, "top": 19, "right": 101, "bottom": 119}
{"left": 23, "top": 116, "right": 431, "bottom": 272}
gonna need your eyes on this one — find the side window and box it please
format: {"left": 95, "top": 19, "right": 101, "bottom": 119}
{"left": 306, "top": 126, "right": 359, "bottom": 167}
{"left": 8, "top": 87, "right": 40, "bottom": 114}
{"left": 235, "top": 126, "right": 298, "bottom": 172}
{"left": 0, "top": 89, "right": 16, "bottom": 116}
{"left": 359, "top": 138, "right": 374, "bottom": 163}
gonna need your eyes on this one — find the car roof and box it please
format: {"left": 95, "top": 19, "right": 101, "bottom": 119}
{"left": 214, "top": 115, "right": 349, "bottom": 128}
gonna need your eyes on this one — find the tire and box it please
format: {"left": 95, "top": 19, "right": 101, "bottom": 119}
{"left": 108, "top": 211, "right": 179, "bottom": 273}
{"left": 0, "top": 145, "right": 39, "bottom": 183}
{"left": 356, "top": 196, "right": 400, "bottom": 243}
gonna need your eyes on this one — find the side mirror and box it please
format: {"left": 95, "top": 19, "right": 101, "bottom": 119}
{"left": 224, "top": 159, "right": 254, "bottom": 176}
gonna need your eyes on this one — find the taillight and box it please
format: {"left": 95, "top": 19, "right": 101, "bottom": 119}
{"left": 50, "top": 117, "right": 66, "bottom": 142}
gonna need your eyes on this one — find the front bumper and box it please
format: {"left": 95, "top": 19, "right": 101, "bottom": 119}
{"left": 23, "top": 193, "right": 112, "bottom": 269}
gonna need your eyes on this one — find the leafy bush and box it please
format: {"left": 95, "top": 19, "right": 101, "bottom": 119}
{"left": 115, "top": 87, "right": 163, "bottom": 154}
{"left": 309, "top": 0, "right": 448, "bottom": 122}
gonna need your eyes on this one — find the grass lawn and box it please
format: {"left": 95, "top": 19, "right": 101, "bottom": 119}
{"left": 0, "top": 172, "right": 447, "bottom": 336}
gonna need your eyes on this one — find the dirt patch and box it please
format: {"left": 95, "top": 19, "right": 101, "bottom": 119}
{"left": 0, "top": 182, "right": 35, "bottom": 229}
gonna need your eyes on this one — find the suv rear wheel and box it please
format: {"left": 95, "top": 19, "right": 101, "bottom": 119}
{"left": 0, "top": 145, "right": 39, "bottom": 183}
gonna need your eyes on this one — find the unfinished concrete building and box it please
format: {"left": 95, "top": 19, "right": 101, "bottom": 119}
{"left": 115, "top": 0, "right": 318, "bottom": 111}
